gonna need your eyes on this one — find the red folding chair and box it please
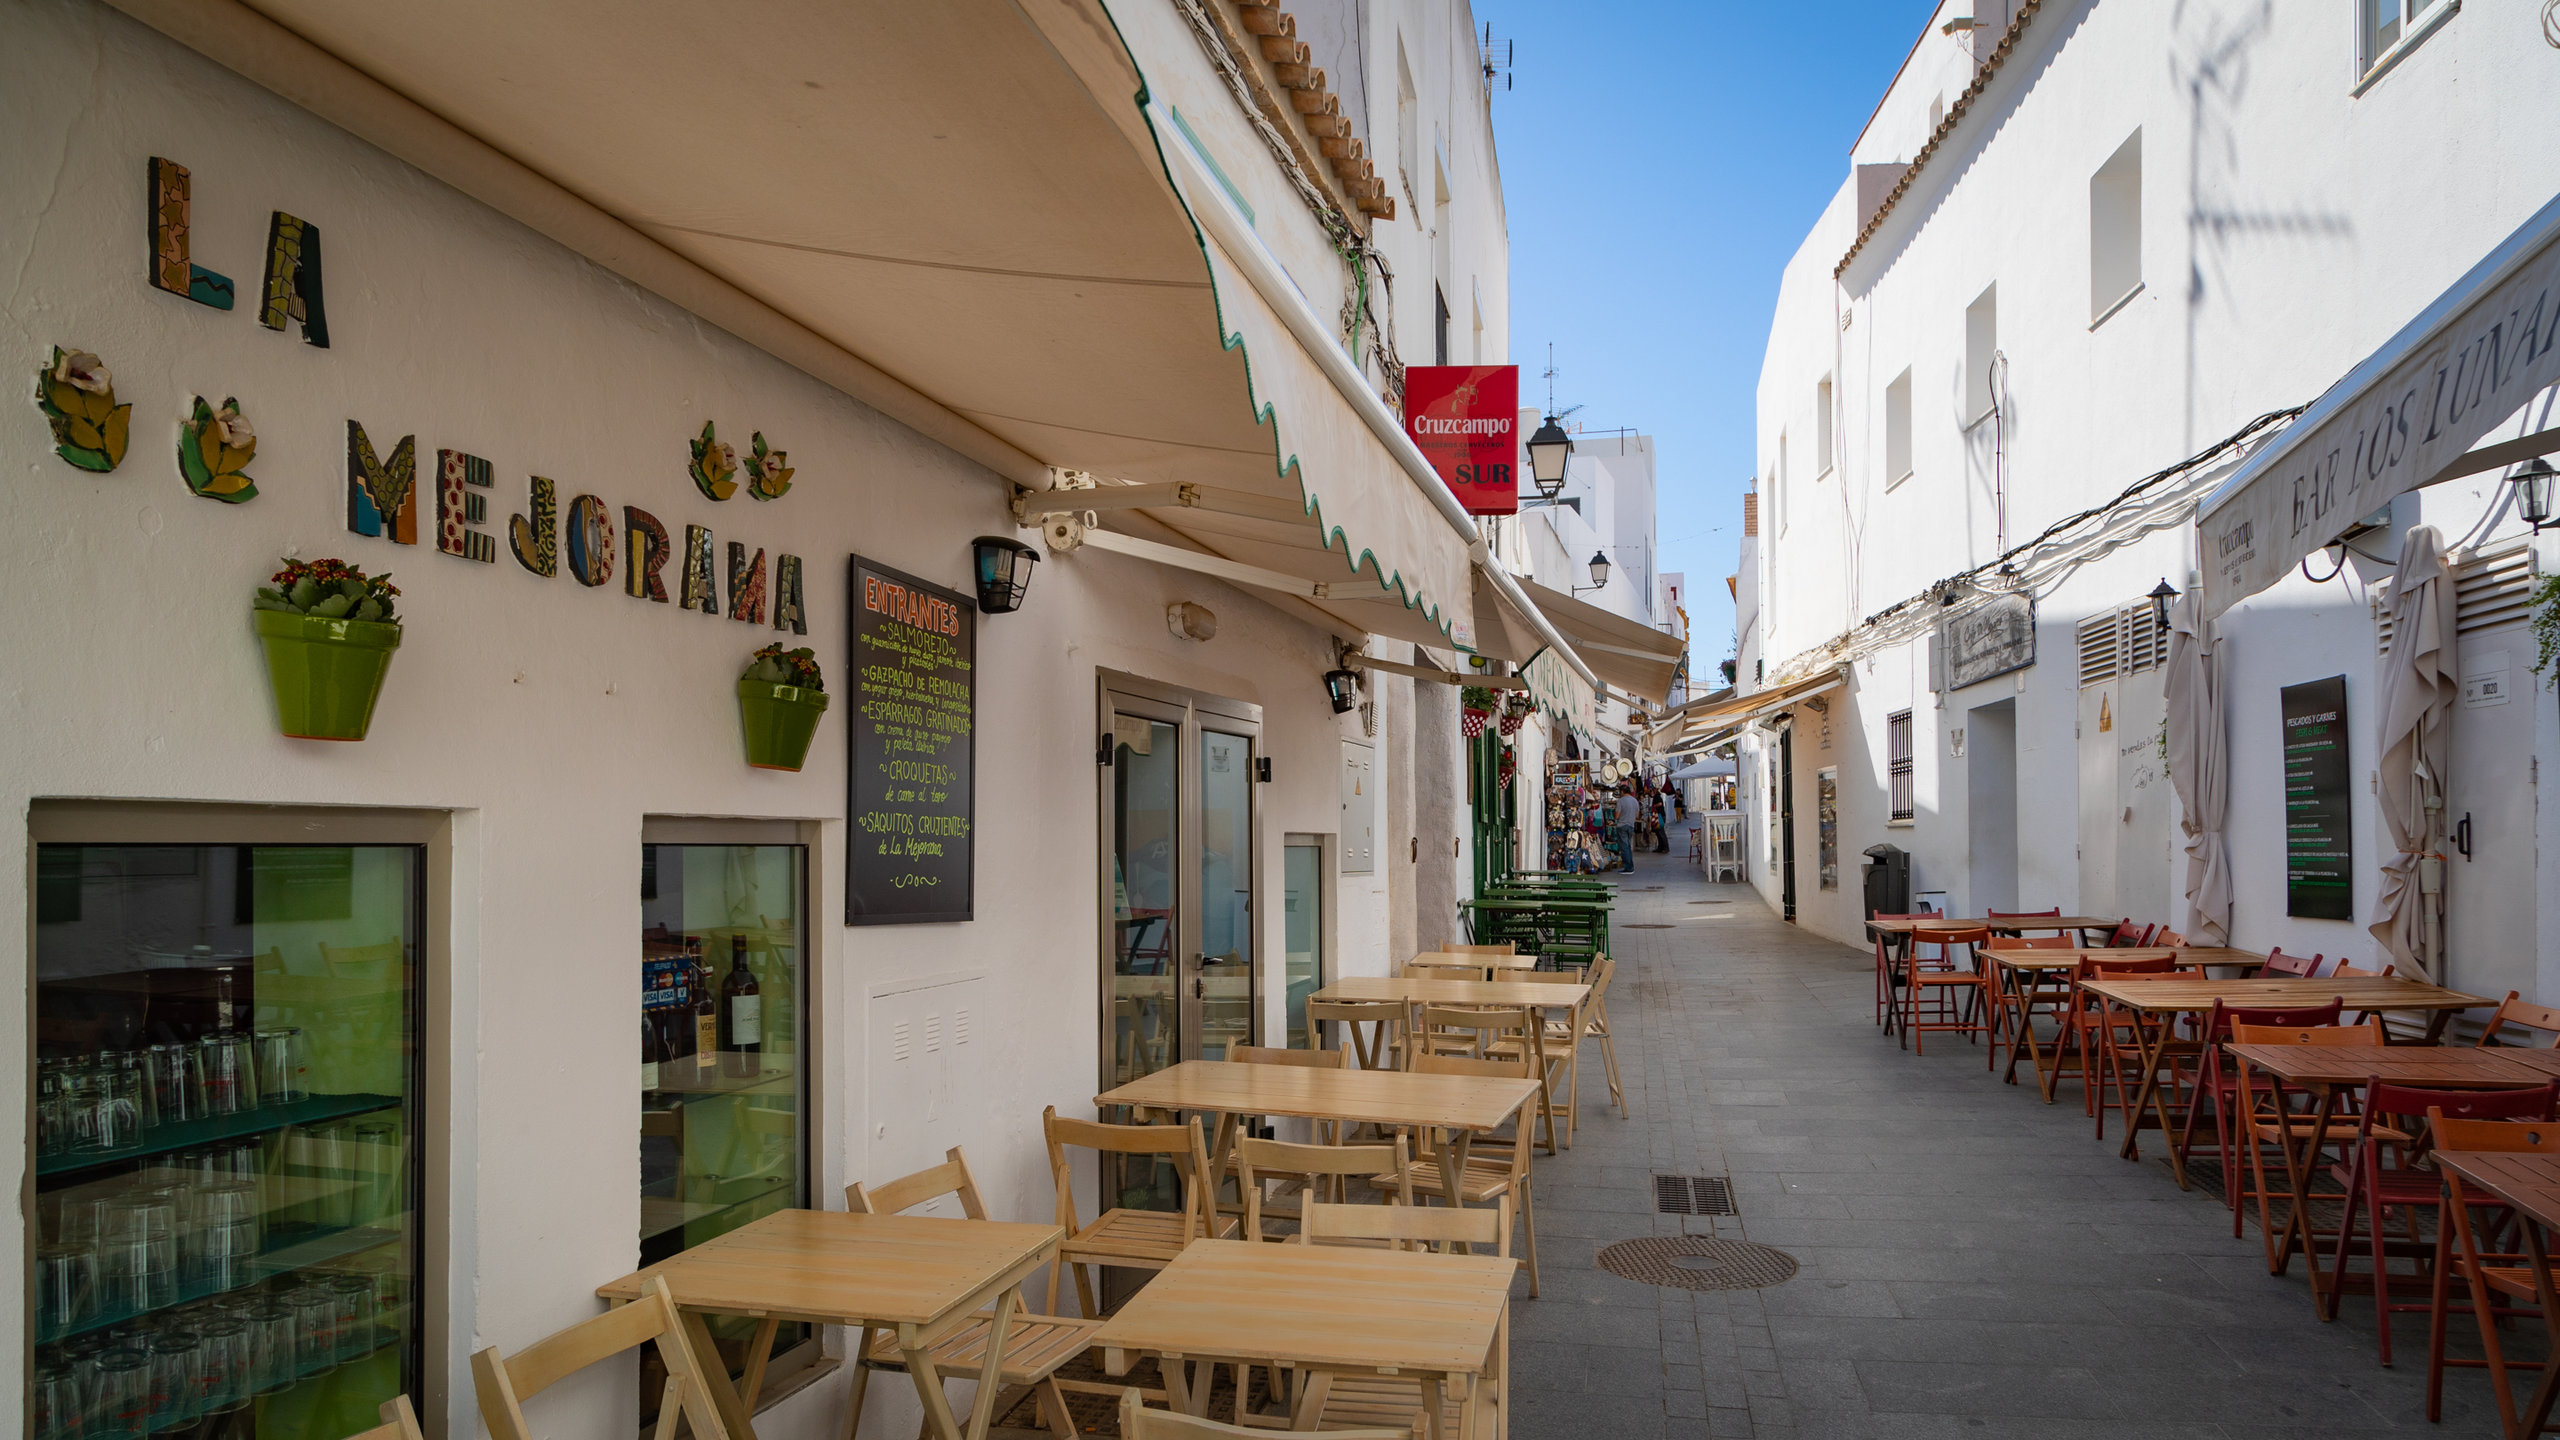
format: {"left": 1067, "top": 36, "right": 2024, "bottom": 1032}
{"left": 1900, "top": 926, "right": 1991, "bottom": 1056}
{"left": 2327, "top": 1080, "right": 2560, "bottom": 1365}
{"left": 2261, "top": 947, "right": 2324, "bottom": 978}
{"left": 2427, "top": 1111, "right": 2560, "bottom": 1429}
{"left": 2169, "top": 998, "right": 2346, "bottom": 1233}
{"left": 1871, "top": 910, "right": 1942, "bottom": 1032}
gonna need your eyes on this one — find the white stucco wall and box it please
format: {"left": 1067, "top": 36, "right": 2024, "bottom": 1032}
{"left": 1745, "top": 0, "right": 2560, "bottom": 980}
{"left": 1, "top": 4, "right": 1407, "bottom": 1434}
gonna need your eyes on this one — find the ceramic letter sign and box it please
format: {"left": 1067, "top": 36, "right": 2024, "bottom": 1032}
{"left": 436, "top": 450, "right": 496, "bottom": 562}
{"left": 345, "top": 421, "right": 418, "bottom": 543}
{"left": 258, "top": 212, "right": 329, "bottom": 348}
{"left": 624, "top": 507, "right": 670, "bottom": 601}
{"left": 726, "top": 542, "right": 767, "bottom": 624}
{"left": 681, "top": 525, "right": 717, "bottom": 613}
{"left": 565, "top": 494, "right": 615, "bottom": 587}
{"left": 147, "top": 158, "right": 234, "bottom": 310}
{"left": 771, "top": 553, "right": 806, "bottom": 635}
{"left": 510, "top": 476, "right": 558, "bottom": 576}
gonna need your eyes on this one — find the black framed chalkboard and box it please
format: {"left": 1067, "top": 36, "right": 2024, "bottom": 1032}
{"left": 846, "top": 556, "right": 976, "bottom": 925}
{"left": 2280, "top": 675, "right": 2352, "bottom": 921}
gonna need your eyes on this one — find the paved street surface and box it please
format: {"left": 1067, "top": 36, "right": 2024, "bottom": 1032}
{"left": 1511, "top": 861, "right": 2532, "bottom": 1440}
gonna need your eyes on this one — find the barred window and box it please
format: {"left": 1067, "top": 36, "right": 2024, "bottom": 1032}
{"left": 1887, "top": 710, "right": 1915, "bottom": 823}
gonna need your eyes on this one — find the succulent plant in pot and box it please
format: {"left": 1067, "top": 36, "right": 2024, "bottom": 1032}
{"left": 738, "top": 643, "right": 828, "bottom": 771}
{"left": 250, "top": 559, "right": 403, "bottom": 740}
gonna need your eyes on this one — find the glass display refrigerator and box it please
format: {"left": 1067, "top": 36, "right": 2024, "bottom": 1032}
{"left": 636, "top": 842, "right": 807, "bottom": 1417}
{"left": 30, "top": 844, "right": 422, "bottom": 1440}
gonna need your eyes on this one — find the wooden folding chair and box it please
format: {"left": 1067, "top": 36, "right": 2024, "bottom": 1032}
{"left": 1406, "top": 958, "right": 1492, "bottom": 980}
{"left": 1374, "top": 1053, "right": 1541, "bottom": 1296}
{"left": 1292, "top": 1203, "right": 1508, "bottom": 1438}
{"left": 340, "top": 1397, "right": 426, "bottom": 1440}
{"left": 1514, "top": 971, "right": 1591, "bottom": 1147}
{"left": 2477, "top": 991, "right": 2560, "bottom": 1049}
{"left": 1573, "top": 955, "right": 1626, "bottom": 1117}
{"left": 2226, "top": 1020, "right": 2391, "bottom": 1270}
{"left": 843, "top": 1146, "right": 1105, "bottom": 1437}
{"left": 1116, "top": 1387, "right": 1419, "bottom": 1439}
{"left": 1042, "top": 1107, "right": 1235, "bottom": 1318}
{"left": 1239, "top": 1134, "right": 1413, "bottom": 1238}
{"left": 2427, "top": 1111, "right": 2560, "bottom": 1430}
{"left": 1900, "top": 926, "right": 1991, "bottom": 1056}
{"left": 471, "top": 1276, "right": 731, "bottom": 1440}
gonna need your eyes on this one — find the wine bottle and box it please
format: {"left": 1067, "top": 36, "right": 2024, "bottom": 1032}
{"left": 722, "top": 937, "right": 762, "bottom": 1079}
{"left": 692, "top": 940, "right": 719, "bottom": 1080}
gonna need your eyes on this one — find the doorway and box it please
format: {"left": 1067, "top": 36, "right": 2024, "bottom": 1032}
{"left": 1968, "top": 699, "right": 2019, "bottom": 913}
{"left": 1098, "top": 676, "right": 1263, "bottom": 1097}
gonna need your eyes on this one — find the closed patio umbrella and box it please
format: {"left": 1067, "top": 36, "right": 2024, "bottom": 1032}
{"left": 2165, "top": 589, "right": 2231, "bottom": 944}
{"left": 2368, "top": 524, "right": 2457, "bottom": 981}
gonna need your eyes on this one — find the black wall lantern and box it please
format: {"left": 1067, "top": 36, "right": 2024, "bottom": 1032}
{"left": 2147, "top": 578, "right": 2180, "bottom": 634}
{"left": 1525, "top": 416, "right": 1573, "bottom": 500}
{"left": 1573, "top": 549, "right": 1610, "bottom": 595}
{"left": 1323, "top": 667, "right": 1361, "bottom": 714}
{"left": 970, "top": 535, "right": 1039, "bottom": 613}
{"left": 2511, "top": 457, "right": 2557, "bottom": 531}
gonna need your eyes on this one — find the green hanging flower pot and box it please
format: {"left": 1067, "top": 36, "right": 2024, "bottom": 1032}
{"left": 738, "top": 680, "right": 828, "bottom": 770}
{"left": 254, "top": 610, "right": 402, "bottom": 741}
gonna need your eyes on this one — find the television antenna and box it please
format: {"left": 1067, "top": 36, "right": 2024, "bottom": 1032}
{"left": 1481, "top": 24, "right": 1513, "bottom": 90}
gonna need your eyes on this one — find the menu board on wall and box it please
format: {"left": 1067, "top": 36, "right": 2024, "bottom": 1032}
{"left": 2279, "top": 675, "right": 2352, "bottom": 920}
{"left": 847, "top": 556, "right": 976, "bottom": 925}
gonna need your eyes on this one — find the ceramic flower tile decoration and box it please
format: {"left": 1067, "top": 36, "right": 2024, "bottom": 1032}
{"left": 35, "top": 347, "right": 131, "bottom": 472}
{"left": 178, "top": 395, "right": 258, "bottom": 503}
{"left": 746, "top": 431, "right": 793, "bottom": 500}
{"left": 689, "top": 421, "right": 738, "bottom": 501}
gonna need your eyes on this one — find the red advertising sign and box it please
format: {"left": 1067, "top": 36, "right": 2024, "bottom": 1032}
{"left": 1402, "top": 365, "right": 1520, "bottom": 515}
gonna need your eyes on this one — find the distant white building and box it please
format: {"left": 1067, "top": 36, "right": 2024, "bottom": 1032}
{"left": 1729, "top": 0, "right": 2560, "bottom": 1005}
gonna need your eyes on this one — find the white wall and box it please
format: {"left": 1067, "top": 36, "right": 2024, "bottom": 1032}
{"left": 1745, "top": 0, "right": 2560, "bottom": 967}
{"left": 0, "top": 4, "right": 1400, "bottom": 1434}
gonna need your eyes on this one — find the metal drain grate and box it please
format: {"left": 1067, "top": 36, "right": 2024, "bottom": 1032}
{"left": 1597, "top": 1236, "right": 1798, "bottom": 1291}
{"left": 1652, "top": 1174, "right": 1738, "bottom": 1216}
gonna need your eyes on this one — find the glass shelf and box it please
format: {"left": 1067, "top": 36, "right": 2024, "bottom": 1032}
{"left": 645, "top": 1061, "right": 792, "bottom": 1101}
{"left": 37, "top": 1092, "right": 402, "bottom": 1179}
{"left": 638, "top": 1176, "right": 790, "bottom": 1243}
{"left": 40, "top": 1220, "right": 401, "bottom": 1344}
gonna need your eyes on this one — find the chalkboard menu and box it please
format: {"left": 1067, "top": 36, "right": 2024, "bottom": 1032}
{"left": 2280, "top": 675, "right": 2352, "bottom": 920}
{"left": 847, "top": 556, "right": 976, "bottom": 925}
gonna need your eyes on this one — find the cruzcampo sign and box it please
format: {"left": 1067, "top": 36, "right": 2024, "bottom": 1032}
{"left": 1402, "top": 365, "right": 1520, "bottom": 515}
{"left": 2200, "top": 194, "right": 2560, "bottom": 618}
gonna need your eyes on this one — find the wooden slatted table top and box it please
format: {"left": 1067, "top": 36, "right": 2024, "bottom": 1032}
{"left": 1410, "top": 950, "right": 1543, "bottom": 970}
{"left": 1096, "top": 1059, "right": 1540, "bottom": 1132}
{"left": 594, "top": 1209, "right": 1062, "bottom": 1327}
{"left": 1313, "top": 976, "right": 1591, "bottom": 1008}
{"left": 1867, "top": 915, "right": 2116, "bottom": 936}
{"left": 2482, "top": 1047, "right": 2560, "bottom": 1078}
{"left": 2077, "top": 976, "right": 2493, "bottom": 1014}
{"left": 1982, "top": 946, "right": 2265, "bottom": 973}
{"left": 2434, "top": 1150, "right": 2560, "bottom": 1233}
{"left": 1094, "top": 1237, "right": 1515, "bottom": 1376}
{"left": 2221, "top": 1044, "right": 2552, "bottom": 1089}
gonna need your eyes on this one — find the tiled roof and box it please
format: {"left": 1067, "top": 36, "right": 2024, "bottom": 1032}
{"left": 1834, "top": 0, "right": 2043, "bottom": 278}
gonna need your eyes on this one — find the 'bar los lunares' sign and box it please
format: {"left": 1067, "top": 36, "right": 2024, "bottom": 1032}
{"left": 1402, "top": 365, "right": 1519, "bottom": 515}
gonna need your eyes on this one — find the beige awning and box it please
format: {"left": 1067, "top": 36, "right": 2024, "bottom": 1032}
{"left": 1510, "top": 580, "right": 1687, "bottom": 705}
{"left": 1657, "top": 669, "right": 1847, "bottom": 750}
{"left": 121, "top": 0, "right": 1521, "bottom": 657}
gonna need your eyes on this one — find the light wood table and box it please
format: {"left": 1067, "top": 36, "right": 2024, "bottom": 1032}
{"left": 1094, "top": 1235, "right": 1515, "bottom": 1439}
{"left": 595, "top": 1209, "right": 1062, "bottom": 1440}
{"left": 2432, "top": 1149, "right": 2560, "bottom": 1439}
{"left": 2079, "top": 977, "right": 2495, "bottom": 1184}
{"left": 1096, "top": 1059, "right": 1541, "bottom": 1243}
{"left": 1313, "top": 977, "right": 1591, "bottom": 1152}
{"left": 2221, "top": 1044, "right": 2546, "bottom": 1319}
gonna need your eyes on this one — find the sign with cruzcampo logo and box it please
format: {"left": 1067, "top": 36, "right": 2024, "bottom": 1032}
{"left": 1402, "top": 365, "right": 1520, "bottom": 515}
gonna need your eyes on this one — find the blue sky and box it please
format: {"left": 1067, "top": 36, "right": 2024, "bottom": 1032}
{"left": 1474, "top": 0, "right": 1928, "bottom": 682}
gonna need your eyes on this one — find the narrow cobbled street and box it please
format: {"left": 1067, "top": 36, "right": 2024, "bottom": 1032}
{"left": 1509, "top": 863, "right": 2527, "bottom": 1440}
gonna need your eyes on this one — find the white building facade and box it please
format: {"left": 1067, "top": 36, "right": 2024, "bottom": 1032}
{"left": 1736, "top": 0, "right": 2560, "bottom": 1003}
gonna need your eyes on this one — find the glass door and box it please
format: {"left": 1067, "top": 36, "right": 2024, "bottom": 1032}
{"left": 1196, "top": 729, "right": 1255, "bottom": 1063}
{"left": 32, "top": 842, "right": 422, "bottom": 1440}
{"left": 1106, "top": 701, "right": 1184, "bottom": 1092}
{"left": 1282, "top": 839, "right": 1326, "bottom": 1049}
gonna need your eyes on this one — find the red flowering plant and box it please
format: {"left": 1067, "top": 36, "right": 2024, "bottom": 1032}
{"left": 253, "top": 558, "right": 400, "bottom": 625}
{"left": 743, "top": 643, "right": 823, "bottom": 693}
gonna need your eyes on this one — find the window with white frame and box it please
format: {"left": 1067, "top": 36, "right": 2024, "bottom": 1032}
{"left": 1887, "top": 710, "right": 1915, "bottom": 823}
{"left": 1884, "top": 369, "right": 1913, "bottom": 486}
{"left": 1963, "top": 286, "right": 1998, "bottom": 425}
{"left": 2358, "top": 0, "right": 2454, "bottom": 85}
{"left": 1396, "top": 40, "right": 1419, "bottom": 209}
{"left": 2089, "top": 130, "right": 2142, "bottom": 324}
{"left": 1815, "top": 376, "right": 1834, "bottom": 475}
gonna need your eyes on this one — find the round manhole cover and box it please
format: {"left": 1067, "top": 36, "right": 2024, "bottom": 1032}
{"left": 1595, "top": 1237, "right": 1799, "bottom": 1291}
{"left": 1623, "top": 923, "right": 1675, "bottom": 929}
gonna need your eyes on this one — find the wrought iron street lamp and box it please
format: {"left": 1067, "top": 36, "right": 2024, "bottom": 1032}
{"left": 2148, "top": 578, "right": 2180, "bottom": 634}
{"left": 1525, "top": 416, "right": 1573, "bottom": 500}
{"left": 1323, "top": 667, "right": 1361, "bottom": 714}
{"left": 1573, "top": 550, "right": 1610, "bottom": 596}
{"left": 2510, "top": 457, "right": 2557, "bottom": 531}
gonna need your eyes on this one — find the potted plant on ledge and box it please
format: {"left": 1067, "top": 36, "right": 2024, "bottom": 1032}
{"left": 739, "top": 643, "right": 828, "bottom": 771}
{"left": 251, "top": 558, "right": 402, "bottom": 740}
